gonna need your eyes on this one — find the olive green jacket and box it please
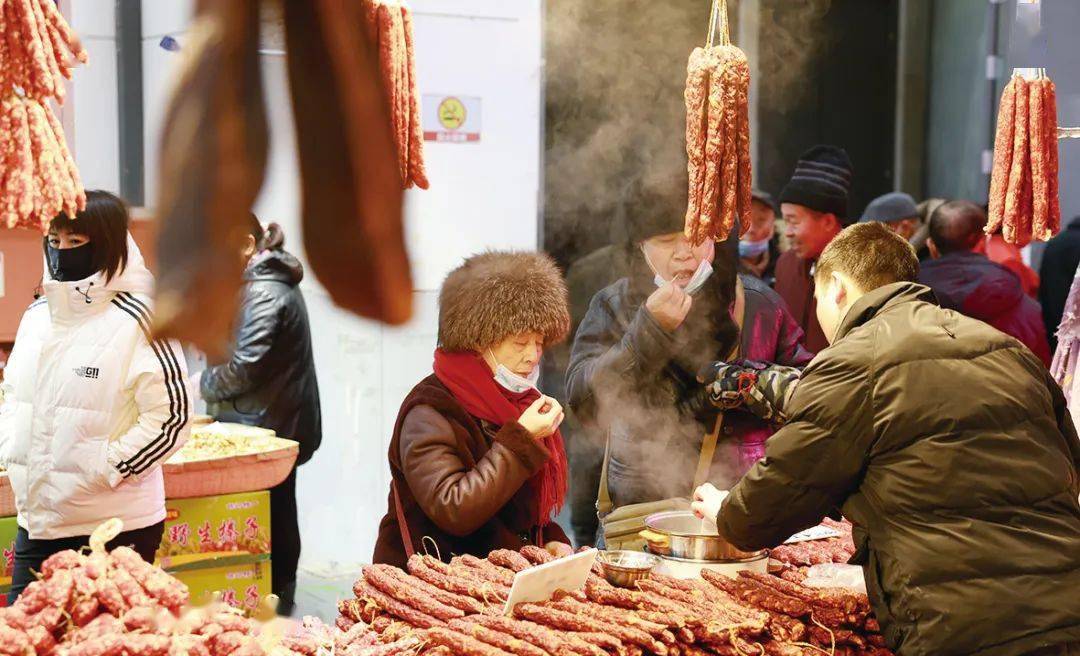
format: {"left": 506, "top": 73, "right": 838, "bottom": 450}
{"left": 719, "top": 283, "right": 1080, "bottom": 656}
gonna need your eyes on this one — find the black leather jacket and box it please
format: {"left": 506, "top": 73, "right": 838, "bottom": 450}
{"left": 201, "top": 250, "right": 322, "bottom": 465}
{"left": 566, "top": 270, "right": 812, "bottom": 506}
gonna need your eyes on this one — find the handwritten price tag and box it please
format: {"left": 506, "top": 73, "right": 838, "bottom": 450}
{"left": 784, "top": 525, "right": 841, "bottom": 544}
{"left": 502, "top": 549, "right": 598, "bottom": 615}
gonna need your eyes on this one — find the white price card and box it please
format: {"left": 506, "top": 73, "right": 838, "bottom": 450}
{"left": 784, "top": 525, "right": 841, "bottom": 544}
{"left": 502, "top": 548, "right": 598, "bottom": 615}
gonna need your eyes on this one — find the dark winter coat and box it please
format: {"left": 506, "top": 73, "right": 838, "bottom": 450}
{"left": 372, "top": 376, "right": 569, "bottom": 568}
{"left": 1039, "top": 218, "right": 1080, "bottom": 353}
{"left": 202, "top": 251, "right": 322, "bottom": 464}
{"left": 919, "top": 251, "right": 1051, "bottom": 366}
{"left": 718, "top": 282, "right": 1080, "bottom": 656}
{"left": 566, "top": 270, "right": 812, "bottom": 508}
{"left": 774, "top": 249, "right": 829, "bottom": 353}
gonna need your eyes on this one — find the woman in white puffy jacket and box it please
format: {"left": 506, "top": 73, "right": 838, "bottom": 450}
{"left": 0, "top": 191, "right": 191, "bottom": 601}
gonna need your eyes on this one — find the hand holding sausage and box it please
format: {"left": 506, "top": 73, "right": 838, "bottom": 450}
{"left": 518, "top": 396, "right": 564, "bottom": 439}
{"left": 646, "top": 281, "right": 692, "bottom": 332}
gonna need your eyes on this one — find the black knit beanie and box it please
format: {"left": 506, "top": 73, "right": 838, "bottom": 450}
{"left": 623, "top": 174, "right": 687, "bottom": 244}
{"left": 621, "top": 169, "right": 742, "bottom": 250}
{"left": 779, "top": 145, "right": 853, "bottom": 222}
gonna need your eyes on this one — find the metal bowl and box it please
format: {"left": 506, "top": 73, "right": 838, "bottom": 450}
{"left": 641, "top": 510, "right": 767, "bottom": 561}
{"left": 598, "top": 550, "right": 660, "bottom": 588}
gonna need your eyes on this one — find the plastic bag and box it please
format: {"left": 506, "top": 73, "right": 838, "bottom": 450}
{"left": 802, "top": 563, "right": 867, "bottom": 594}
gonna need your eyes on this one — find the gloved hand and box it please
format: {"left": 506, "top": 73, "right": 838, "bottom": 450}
{"left": 691, "top": 483, "right": 730, "bottom": 524}
{"left": 697, "top": 360, "right": 802, "bottom": 424}
{"left": 676, "top": 385, "right": 715, "bottom": 423}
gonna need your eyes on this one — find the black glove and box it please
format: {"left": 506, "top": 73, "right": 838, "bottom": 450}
{"left": 697, "top": 360, "right": 801, "bottom": 424}
{"left": 676, "top": 385, "right": 715, "bottom": 423}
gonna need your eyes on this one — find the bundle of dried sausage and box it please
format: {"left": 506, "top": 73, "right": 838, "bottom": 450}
{"left": 362, "top": 564, "right": 466, "bottom": 621}
{"left": 0, "top": 519, "right": 338, "bottom": 656}
{"left": 353, "top": 579, "right": 447, "bottom": 629}
{"left": 361, "top": 0, "right": 429, "bottom": 190}
{"left": 0, "top": 0, "right": 88, "bottom": 103}
{"left": 986, "top": 71, "right": 1061, "bottom": 243}
{"left": 683, "top": 42, "right": 751, "bottom": 245}
{"left": 0, "top": 0, "right": 86, "bottom": 232}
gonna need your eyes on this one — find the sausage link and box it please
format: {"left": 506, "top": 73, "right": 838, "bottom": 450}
{"left": 684, "top": 47, "right": 712, "bottom": 244}
{"left": 1002, "top": 76, "right": 1030, "bottom": 243}
{"left": 987, "top": 76, "right": 1018, "bottom": 234}
{"left": 448, "top": 619, "right": 552, "bottom": 656}
{"left": 424, "top": 627, "right": 517, "bottom": 656}
{"left": 489, "top": 549, "right": 532, "bottom": 573}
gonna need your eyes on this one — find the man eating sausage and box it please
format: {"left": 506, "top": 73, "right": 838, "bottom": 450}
{"left": 693, "top": 222, "right": 1080, "bottom": 656}
{"left": 566, "top": 172, "right": 811, "bottom": 547}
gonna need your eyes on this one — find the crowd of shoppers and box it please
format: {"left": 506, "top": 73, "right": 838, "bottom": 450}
{"left": 2, "top": 142, "right": 1078, "bottom": 656}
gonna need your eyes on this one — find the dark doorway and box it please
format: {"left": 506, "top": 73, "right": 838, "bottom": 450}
{"left": 755, "top": 0, "right": 899, "bottom": 218}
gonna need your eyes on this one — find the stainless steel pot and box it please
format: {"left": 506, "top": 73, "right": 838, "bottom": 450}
{"left": 639, "top": 510, "right": 767, "bottom": 561}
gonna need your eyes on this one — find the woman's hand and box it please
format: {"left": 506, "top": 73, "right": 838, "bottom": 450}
{"left": 544, "top": 541, "right": 574, "bottom": 558}
{"left": 518, "top": 395, "right": 564, "bottom": 439}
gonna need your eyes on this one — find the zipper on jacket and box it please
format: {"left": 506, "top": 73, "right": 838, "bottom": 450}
{"left": 802, "top": 267, "right": 815, "bottom": 333}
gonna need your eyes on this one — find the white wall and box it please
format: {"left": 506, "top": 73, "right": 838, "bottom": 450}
{"left": 61, "top": 0, "right": 121, "bottom": 193}
{"left": 141, "top": 1, "right": 194, "bottom": 205}
{"left": 125, "top": 0, "right": 544, "bottom": 571}
{"left": 254, "top": 0, "right": 545, "bottom": 571}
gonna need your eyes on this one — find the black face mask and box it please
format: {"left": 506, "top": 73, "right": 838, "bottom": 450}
{"left": 45, "top": 240, "right": 97, "bottom": 282}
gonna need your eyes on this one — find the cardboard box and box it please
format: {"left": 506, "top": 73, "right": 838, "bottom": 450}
{"left": 156, "top": 491, "right": 271, "bottom": 571}
{"left": 173, "top": 559, "right": 272, "bottom": 612}
{"left": 0, "top": 515, "right": 17, "bottom": 590}
{"left": 0, "top": 499, "right": 272, "bottom": 612}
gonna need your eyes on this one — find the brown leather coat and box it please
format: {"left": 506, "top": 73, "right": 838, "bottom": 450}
{"left": 373, "top": 375, "right": 568, "bottom": 567}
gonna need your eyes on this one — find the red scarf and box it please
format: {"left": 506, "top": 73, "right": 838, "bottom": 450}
{"left": 433, "top": 349, "right": 567, "bottom": 527}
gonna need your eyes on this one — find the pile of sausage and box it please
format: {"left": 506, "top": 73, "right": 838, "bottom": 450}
{"left": 339, "top": 545, "right": 893, "bottom": 656}
{"left": 0, "top": 527, "right": 322, "bottom": 656}
{"left": 361, "top": 0, "right": 429, "bottom": 190}
{"left": 986, "top": 72, "right": 1060, "bottom": 244}
{"left": 769, "top": 518, "right": 857, "bottom": 583}
{"left": 683, "top": 44, "right": 752, "bottom": 246}
{"left": 0, "top": 0, "right": 87, "bottom": 231}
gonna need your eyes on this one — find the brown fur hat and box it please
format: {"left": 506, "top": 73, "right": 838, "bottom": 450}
{"left": 438, "top": 251, "right": 570, "bottom": 352}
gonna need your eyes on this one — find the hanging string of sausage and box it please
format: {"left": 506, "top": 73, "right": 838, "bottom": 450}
{"left": 986, "top": 69, "right": 1060, "bottom": 244}
{"left": 684, "top": 0, "right": 751, "bottom": 246}
{"left": 362, "top": 0, "right": 429, "bottom": 190}
{"left": 0, "top": 0, "right": 88, "bottom": 231}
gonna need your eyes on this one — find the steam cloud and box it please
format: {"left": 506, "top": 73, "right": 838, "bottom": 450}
{"left": 544, "top": 0, "right": 833, "bottom": 261}
{"left": 545, "top": 1, "right": 834, "bottom": 499}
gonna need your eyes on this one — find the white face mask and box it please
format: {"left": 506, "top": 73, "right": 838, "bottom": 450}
{"left": 488, "top": 350, "right": 540, "bottom": 393}
{"left": 651, "top": 257, "right": 714, "bottom": 296}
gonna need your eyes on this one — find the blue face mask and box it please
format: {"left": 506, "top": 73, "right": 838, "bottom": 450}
{"left": 488, "top": 350, "right": 539, "bottom": 393}
{"left": 652, "top": 258, "right": 713, "bottom": 296}
{"left": 738, "top": 238, "right": 770, "bottom": 258}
